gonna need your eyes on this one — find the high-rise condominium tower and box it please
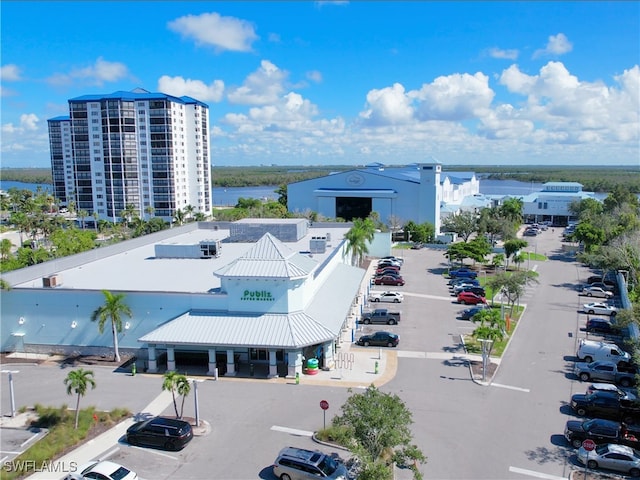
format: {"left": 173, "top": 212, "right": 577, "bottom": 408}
{"left": 48, "top": 89, "right": 211, "bottom": 223}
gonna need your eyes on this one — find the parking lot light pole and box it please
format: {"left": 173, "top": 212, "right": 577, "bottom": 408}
{"left": 1, "top": 370, "right": 19, "bottom": 417}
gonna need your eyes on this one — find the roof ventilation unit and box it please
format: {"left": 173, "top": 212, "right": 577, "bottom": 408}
{"left": 43, "top": 274, "right": 62, "bottom": 288}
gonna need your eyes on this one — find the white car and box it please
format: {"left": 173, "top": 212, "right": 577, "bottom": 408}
{"left": 581, "top": 285, "right": 614, "bottom": 298}
{"left": 66, "top": 461, "right": 137, "bottom": 480}
{"left": 582, "top": 302, "right": 618, "bottom": 316}
{"left": 369, "top": 291, "right": 404, "bottom": 303}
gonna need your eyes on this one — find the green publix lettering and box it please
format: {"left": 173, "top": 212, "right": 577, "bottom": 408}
{"left": 242, "top": 289, "right": 274, "bottom": 301}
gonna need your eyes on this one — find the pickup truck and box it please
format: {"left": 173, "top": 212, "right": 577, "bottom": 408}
{"left": 570, "top": 391, "right": 640, "bottom": 424}
{"left": 574, "top": 360, "right": 637, "bottom": 388}
{"left": 565, "top": 418, "right": 640, "bottom": 449}
{"left": 360, "top": 309, "right": 401, "bottom": 325}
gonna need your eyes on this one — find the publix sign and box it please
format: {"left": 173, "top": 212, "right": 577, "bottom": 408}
{"left": 241, "top": 289, "right": 275, "bottom": 301}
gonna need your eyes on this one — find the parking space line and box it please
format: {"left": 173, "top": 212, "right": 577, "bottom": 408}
{"left": 509, "top": 466, "right": 565, "bottom": 479}
{"left": 271, "top": 425, "right": 314, "bottom": 437}
{"left": 492, "top": 383, "right": 530, "bottom": 393}
{"left": 127, "top": 444, "right": 178, "bottom": 460}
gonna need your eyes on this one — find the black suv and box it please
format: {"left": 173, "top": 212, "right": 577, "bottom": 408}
{"left": 126, "top": 416, "right": 193, "bottom": 451}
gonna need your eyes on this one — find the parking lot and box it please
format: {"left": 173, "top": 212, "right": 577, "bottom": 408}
{"left": 2, "top": 227, "right": 624, "bottom": 479}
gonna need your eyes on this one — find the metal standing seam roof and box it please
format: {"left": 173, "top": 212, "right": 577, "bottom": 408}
{"left": 214, "top": 233, "right": 318, "bottom": 279}
{"left": 138, "top": 262, "right": 366, "bottom": 348}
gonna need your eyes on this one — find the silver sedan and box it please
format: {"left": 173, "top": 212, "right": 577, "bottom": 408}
{"left": 581, "top": 285, "right": 614, "bottom": 298}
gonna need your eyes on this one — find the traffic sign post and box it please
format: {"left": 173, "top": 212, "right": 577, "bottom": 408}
{"left": 320, "top": 400, "right": 329, "bottom": 430}
{"left": 582, "top": 439, "right": 596, "bottom": 480}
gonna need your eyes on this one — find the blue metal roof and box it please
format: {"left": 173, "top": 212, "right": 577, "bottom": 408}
{"left": 68, "top": 90, "right": 209, "bottom": 108}
{"left": 48, "top": 115, "right": 70, "bottom": 122}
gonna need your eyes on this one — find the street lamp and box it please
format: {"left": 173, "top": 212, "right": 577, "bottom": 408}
{"left": 477, "top": 340, "right": 494, "bottom": 383}
{"left": 1, "top": 370, "right": 19, "bottom": 417}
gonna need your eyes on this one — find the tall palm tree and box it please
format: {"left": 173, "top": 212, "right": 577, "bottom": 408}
{"left": 1, "top": 238, "right": 13, "bottom": 261}
{"left": 77, "top": 209, "right": 88, "bottom": 230}
{"left": 162, "top": 371, "right": 191, "bottom": 419}
{"left": 144, "top": 205, "right": 155, "bottom": 221}
{"left": 184, "top": 204, "right": 195, "bottom": 222}
{"left": 173, "top": 208, "right": 185, "bottom": 226}
{"left": 64, "top": 368, "right": 96, "bottom": 429}
{"left": 344, "top": 217, "right": 375, "bottom": 267}
{"left": 90, "top": 290, "right": 133, "bottom": 362}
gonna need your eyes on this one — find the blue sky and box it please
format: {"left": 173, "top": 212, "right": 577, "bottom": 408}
{"left": 1, "top": 1, "right": 639, "bottom": 168}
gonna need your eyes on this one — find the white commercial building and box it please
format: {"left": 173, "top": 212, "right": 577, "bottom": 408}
{"left": 0, "top": 220, "right": 366, "bottom": 378}
{"left": 48, "top": 89, "right": 212, "bottom": 223}
{"left": 287, "top": 161, "right": 479, "bottom": 234}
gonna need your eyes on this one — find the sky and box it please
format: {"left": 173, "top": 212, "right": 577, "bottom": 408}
{"left": 1, "top": 1, "right": 639, "bottom": 168}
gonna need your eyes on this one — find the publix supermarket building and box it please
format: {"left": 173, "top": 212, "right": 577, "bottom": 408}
{"left": 0, "top": 219, "right": 387, "bottom": 378}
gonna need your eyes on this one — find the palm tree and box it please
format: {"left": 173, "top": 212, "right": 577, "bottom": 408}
{"left": 144, "top": 205, "right": 155, "bottom": 221}
{"left": 92, "top": 211, "right": 99, "bottom": 232}
{"left": 184, "top": 204, "right": 195, "bottom": 222}
{"left": 344, "top": 217, "right": 376, "bottom": 266}
{"left": 162, "top": 371, "right": 191, "bottom": 419}
{"left": 90, "top": 290, "right": 133, "bottom": 362}
{"left": 64, "top": 368, "right": 96, "bottom": 429}
{"left": 173, "top": 208, "right": 185, "bottom": 226}
{"left": 1, "top": 238, "right": 13, "bottom": 261}
{"left": 77, "top": 209, "right": 88, "bottom": 230}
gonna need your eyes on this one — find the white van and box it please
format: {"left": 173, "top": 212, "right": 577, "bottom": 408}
{"left": 577, "top": 339, "right": 631, "bottom": 365}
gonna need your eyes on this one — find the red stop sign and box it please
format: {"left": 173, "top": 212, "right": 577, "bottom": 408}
{"left": 582, "top": 439, "right": 596, "bottom": 451}
{"left": 320, "top": 400, "right": 329, "bottom": 410}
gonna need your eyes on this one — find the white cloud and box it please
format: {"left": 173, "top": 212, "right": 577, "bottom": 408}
{"left": 1, "top": 64, "right": 22, "bottom": 81}
{"left": 306, "top": 70, "right": 323, "bottom": 83}
{"left": 410, "top": 72, "right": 495, "bottom": 121}
{"left": 157, "top": 76, "right": 225, "bottom": 102}
{"left": 494, "top": 61, "right": 639, "bottom": 145}
{"left": 168, "top": 12, "right": 258, "bottom": 53}
{"left": 20, "top": 113, "right": 39, "bottom": 131}
{"left": 488, "top": 48, "right": 519, "bottom": 60}
{"left": 227, "top": 60, "right": 288, "bottom": 105}
{"left": 46, "top": 57, "right": 129, "bottom": 87}
{"left": 533, "top": 33, "right": 573, "bottom": 58}
{"left": 359, "top": 83, "right": 414, "bottom": 126}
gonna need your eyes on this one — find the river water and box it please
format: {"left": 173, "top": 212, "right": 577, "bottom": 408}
{"left": 1, "top": 178, "right": 609, "bottom": 205}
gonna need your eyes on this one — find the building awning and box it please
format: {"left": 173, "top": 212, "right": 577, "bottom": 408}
{"left": 139, "top": 262, "right": 365, "bottom": 349}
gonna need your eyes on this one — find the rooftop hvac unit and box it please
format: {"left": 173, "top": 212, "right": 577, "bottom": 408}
{"left": 310, "top": 236, "right": 327, "bottom": 254}
{"left": 43, "top": 274, "right": 62, "bottom": 288}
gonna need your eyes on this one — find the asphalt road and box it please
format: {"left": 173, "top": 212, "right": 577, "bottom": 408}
{"left": 1, "top": 228, "right": 609, "bottom": 479}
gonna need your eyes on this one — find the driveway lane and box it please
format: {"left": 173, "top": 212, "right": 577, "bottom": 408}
{"left": 478, "top": 233, "right": 592, "bottom": 478}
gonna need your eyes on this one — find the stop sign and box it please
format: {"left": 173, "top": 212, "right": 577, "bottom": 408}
{"left": 320, "top": 400, "right": 329, "bottom": 410}
{"left": 582, "top": 439, "right": 596, "bottom": 451}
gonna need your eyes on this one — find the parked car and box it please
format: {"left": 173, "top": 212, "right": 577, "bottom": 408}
{"left": 583, "top": 302, "right": 619, "bottom": 316}
{"left": 375, "top": 266, "right": 401, "bottom": 275}
{"left": 564, "top": 418, "right": 640, "bottom": 449}
{"left": 581, "top": 286, "right": 614, "bottom": 299}
{"left": 587, "top": 383, "right": 637, "bottom": 401}
{"left": 586, "top": 318, "right": 616, "bottom": 335}
{"left": 448, "top": 267, "right": 478, "bottom": 279}
{"left": 272, "top": 446, "right": 350, "bottom": 480}
{"left": 459, "top": 305, "right": 490, "bottom": 320}
{"left": 577, "top": 443, "right": 640, "bottom": 477}
{"left": 374, "top": 275, "right": 405, "bottom": 286}
{"left": 380, "top": 256, "right": 403, "bottom": 265}
{"left": 457, "top": 286, "right": 486, "bottom": 297}
{"left": 448, "top": 277, "right": 480, "bottom": 287}
{"left": 523, "top": 228, "right": 538, "bottom": 237}
{"left": 570, "top": 390, "right": 640, "bottom": 423}
{"left": 457, "top": 291, "right": 487, "bottom": 305}
{"left": 591, "top": 281, "right": 617, "bottom": 293}
{"left": 574, "top": 361, "right": 637, "bottom": 387}
{"left": 65, "top": 461, "right": 138, "bottom": 480}
{"left": 126, "top": 416, "right": 193, "bottom": 451}
{"left": 360, "top": 309, "right": 401, "bottom": 325}
{"left": 588, "top": 276, "right": 617, "bottom": 288}
{"left": 378, "top": 259, "right": 401, "bottom": 268}
{"left": 369, "top": 291, "right": 404, "bottom": 303}
{"left": 576, "top": 339, "right": 631, "bottom": 365}
{"left": 356, "top": 331, "right": 399, "bottom": 347}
